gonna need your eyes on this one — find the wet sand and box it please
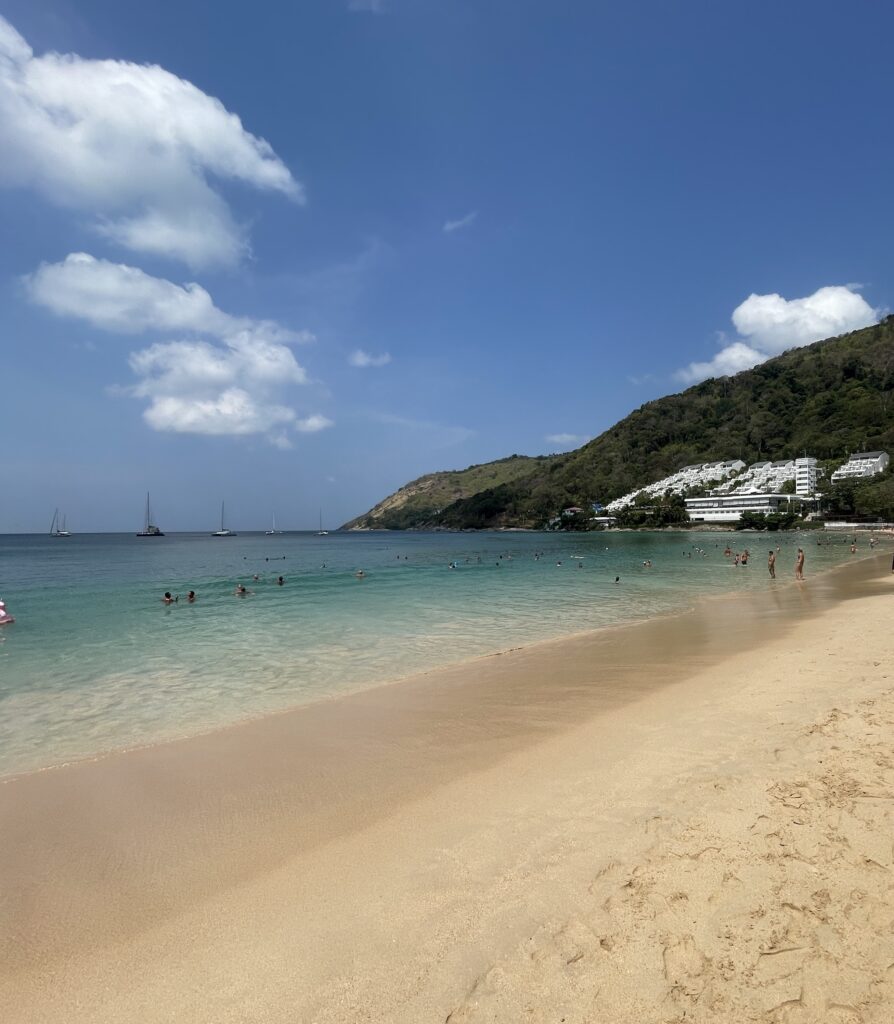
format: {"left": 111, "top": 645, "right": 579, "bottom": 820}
{"left": 2, "top": 553, "right": 893, "bottom": 1022}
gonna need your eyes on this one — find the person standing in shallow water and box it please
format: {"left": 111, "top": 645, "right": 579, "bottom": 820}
{"left": 768, "top": 549, "right": 776, "bottom": 579}
{"left": 795, "top": 547, "right": 805, "bottom": 580}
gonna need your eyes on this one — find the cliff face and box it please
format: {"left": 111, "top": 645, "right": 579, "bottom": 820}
{"left": 346, "top": 318, "right": 894, "bottom": 530}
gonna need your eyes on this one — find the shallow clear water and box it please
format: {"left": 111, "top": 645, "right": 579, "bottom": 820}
{"left": 0, "top": 529, "right": 869, "bottom": 776}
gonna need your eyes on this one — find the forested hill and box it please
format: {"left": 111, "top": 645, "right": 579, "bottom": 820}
{"left": 345, "top": 317, "right": 894, "bottom": 530}
{"left": 342, "top": 454, "right": 559, "bottom": 530}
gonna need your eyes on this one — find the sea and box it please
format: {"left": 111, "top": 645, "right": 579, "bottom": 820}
{"left": 0, "top": 528, "right": 869, "bottom": 778}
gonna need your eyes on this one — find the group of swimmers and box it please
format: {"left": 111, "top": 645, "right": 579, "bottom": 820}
{"left": 723, "top": 544, "right": 752, "bottom": 564}
{"left": 157, "top": 533, "right": 891, "bottom": 606}
{"left": 162, "top": 575, "right": 287, "bottom": 603}
{"left": 159, "top": 568, "right": 375, "bottom": 604}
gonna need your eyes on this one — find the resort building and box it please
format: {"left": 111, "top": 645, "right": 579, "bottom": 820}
{"left": 607, "top": 453, "right": 820, "bottom": 517}
{"left": 684, "top": 493, "right": 807, "bottom": 524}
{"left": 794, "top": 456, "right": 818, "bottom": 496}
{"left": 589, "top": 515, "right": 619, "bottom": 527}
{"left": 713, "top": 459, "right": 795, "bottom": 495}
{"left": 605, "top": 459, "right": 745, "bottom": 513}
{"left": 830, "top": 451, "right": 890, "bottom": 484}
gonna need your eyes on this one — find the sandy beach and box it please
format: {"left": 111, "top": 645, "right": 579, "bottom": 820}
{"left": 2, "top": 554, "right": 893, "bottom": 1023}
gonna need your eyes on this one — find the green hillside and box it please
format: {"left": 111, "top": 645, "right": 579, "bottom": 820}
{"left": 342, "top": 454, "right": 559, "bottom": 530}
{"left": 346, "top": 317, "right": 894, "bottom": 530}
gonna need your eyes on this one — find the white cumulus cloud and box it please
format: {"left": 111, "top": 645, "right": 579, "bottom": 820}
{"left": 349, "top": 348, "right": 391, "bottom": 367}
{"left": 26, "top": 252, "right": 312, "bottom": 344}
{"left": 27, "top": 253, "right": 316, "bottom": 443}
{"left": 676, "top": 285, "right": 878, "bottom": 385}
{"left": 296, "top": 414, "right": 334, "bottom": 433}
{"left": 143, "top": 390, "right": 296, "bottom": 438}
{"left": 0, "top": 15, "right": 301, "bottom": 268}
{"left": 731, "top": 286, "right": 876, "bottom": 354}
{"left": 674, "top": 342, "right": 765, "bottom": 386}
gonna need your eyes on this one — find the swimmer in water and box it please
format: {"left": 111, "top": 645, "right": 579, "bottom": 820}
{"left": 187, "top": 591, "right": 196, "bottom": 602}
{"left": 355, "top": 569, "right": 365, "bottom": 578}
{"left": 614, "top": 576, "right": 620, "bottom": 584}
{"left": 162, "top": 591, "right": 177, "bottom": 604}
{"left": 277, "top": 576, "right": 284, "bottom": 585}
{"left": 234, "top": 583, "right": 253, "bottom": 596}
{"left": 0, "top": 598, "right": 14, "bottom": 624}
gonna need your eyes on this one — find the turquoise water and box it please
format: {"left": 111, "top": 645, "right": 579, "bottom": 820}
{"left": 0, "top": 529, "right": 871, "bottom": 777}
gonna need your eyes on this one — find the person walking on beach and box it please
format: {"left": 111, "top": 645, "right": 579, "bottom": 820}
{"left": 795, "top": 547, "right": 805, "bottom": 580}
{"left": 768, "top": 550, "right": 776, "bottom": 579}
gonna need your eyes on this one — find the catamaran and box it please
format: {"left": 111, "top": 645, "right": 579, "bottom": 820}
{"left": 136, "top": 492, "right": 165, "bottom": 537}
{"left": 212, "top": 501, "right": 236, "bottom": 537}
{"left": 265, "top": 512, "right": 282, "bottom": 535}
{"left": 49, "top": 509, "right": 71, "bottom": 538}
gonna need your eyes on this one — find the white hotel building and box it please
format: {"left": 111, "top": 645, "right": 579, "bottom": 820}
{"left": 685, "top": 493, "right": 807, "bottom": 524}
{"left": 794, "top": 456, "right": 818, "bottom": 496}
{"left": 830, "top": 451, "right": 889, "bottom": 484}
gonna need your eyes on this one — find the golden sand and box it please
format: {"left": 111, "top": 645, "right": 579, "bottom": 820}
{"left": 2, "top": 554, "right": 892, "bottom": 1022}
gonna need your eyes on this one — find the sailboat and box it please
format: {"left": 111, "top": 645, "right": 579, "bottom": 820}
{"left": 50, "top": 509, "right": 71, "bottom": 538}
{"left": 265, "top": 512, "right": 282, "bottom": 535}
{"left": 316, "top": 509, "right": 328, "bottom": 536}
{"left": 212, "top": 501, "right": 236, "bottom": 537}
{"left": 136, "top": 492, "right": 165, "bottom": 537}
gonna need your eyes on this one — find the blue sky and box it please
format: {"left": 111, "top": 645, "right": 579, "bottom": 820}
{"left": 0, "top": 0, "right": 890, "bottom": 532}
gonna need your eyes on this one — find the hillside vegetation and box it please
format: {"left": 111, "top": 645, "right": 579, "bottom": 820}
{"left": 345, "top": 318, "right": 894, "bottom": 529}
{"left": 342, "top": 454, "right": 559, "bottom": 530}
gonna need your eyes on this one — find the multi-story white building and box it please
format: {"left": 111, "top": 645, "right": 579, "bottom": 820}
{"left": 607, "top": 454, "right": 822, "bottom": 516}
{"left": 605, "top": 460, "right": 745, "bottom": 512}
{"left": 794, "top": 456, "right": 817, "bottom": 496}
{"left": 713, "top": 459, "right": 795, "bottom": 495}
{"left": 685, "top": 493, "right": 807, "bottom": 524}
{"left": 830, "top": 451, "right": 889, "bottom": 484}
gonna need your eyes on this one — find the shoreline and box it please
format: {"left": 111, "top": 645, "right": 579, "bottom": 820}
{"left": 1, "top": 543, "right": 880, "bottom": 784}
{"left": 2, "top": 553, "right": 893, "bottom": 1021}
